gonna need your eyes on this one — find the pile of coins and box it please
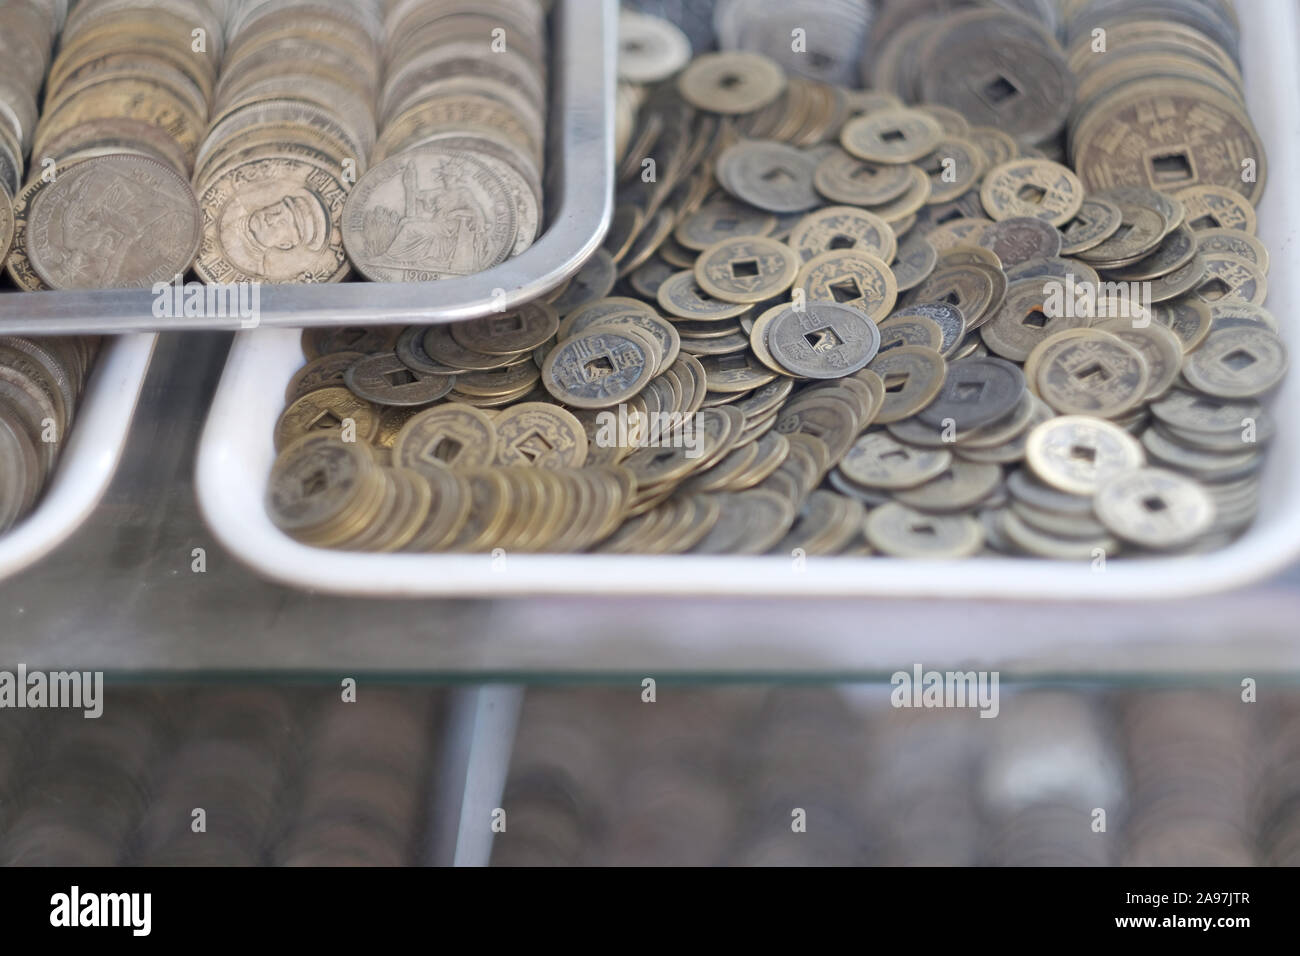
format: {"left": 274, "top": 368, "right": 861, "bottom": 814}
{"left": 192, "top": 0, "right": 381, "bottom": 285}
{"left": 340, "top": 0, "right": 547, "bottom": 283}
{"left": 264, "top": 2, "right": 1286, "bottom": 559}
{"left": 715, "top": 0, "right": 874, "bottom": 88}
{"left": 0, "top": 335, "right": 100, "bottom": 532}
{"left": 4, "top": 0, "right": 221, "bottom": 291}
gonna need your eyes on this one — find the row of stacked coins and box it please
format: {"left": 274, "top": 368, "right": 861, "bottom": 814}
{"left": 0, "top": 0, "right": 63, "bottom": 204}
{"left": 192, "top": 0, "right": 382, "bottom": 285}
{"left": 6, "top": 0, "right": 221, "bottom": 292}
{"left": 339, "top": 0, "right": 548, "bottom": 282}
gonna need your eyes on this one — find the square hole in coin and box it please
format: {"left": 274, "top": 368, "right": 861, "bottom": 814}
{"left": 941, "top": 290, "right": 963, "bottom": 306}
{"left": 585, "top": 355, "right": 616, "bottom": 379}
{"left": 730, "top": 258, "right": 760, "bottom": 278}
{"left": 805, "top": 326, "right": 845, "bottom": 350}
{"left": 422, "top": 436, "right": 463, "bottom": 465}
{"left": 301, "top": 469, "right": 328, "bottom": 498}
{"left": 935, "top": 208, "right": 963, "bottom": 225}
{"left": 1192, "top": 397, "right": 1224, "bottom": 411}
{"left": 882, "top": 448, "right": 911, "bottom": 463}
{"left": 516, "top": 431, "right": 554, "bottom": 463}
{"left": 829, "top": 234, "right": 857, "bottom": 250}
{"left": 308, "top": 408, "right": 344, "bottom": 430}
{"left": 982, "top": 75, "right": 1019, "bottom": 106}
{"left": 850, "top": 163, "right": 881, "bottom": 180}
{"left": 1196, "top": 277, "right": 1232, "bottom": 301}
{"left": 1022, "top": 307, "right": 1049, "bottom": 329}
{"left": 1142, "top": 495, "right": 1168, "bottom": 513}
{"left": 490, "top": 314, "right": 526, "bottom": 334}
{"left": 1149, "top": 149, "right": 1195, "bottom": 185}
{"left": 1070, "top": 444, "right": 1097, "bottom": 464}
{"left": 910, "top": 522, "right": 937, "bottom": 536}
{"left": 1220, "top": 348, "right": 1258, "bottom": 371}
{"left": 1016, "top": 183, "right": 1047, "bottom": 205}
{"left": 881, "top": 128, "right": 906, "bottom": 143}
{"left": 1108, "top": 222, "right": 1134, "bottom": 243}
{"left": 719, "top": 74, "right": 743, "bottom": 90}
{"left": 1190, "top": 214, "right": 1221, "bottom": 230}
{"left": 1063, "top": 213, "right": 1091, "bottom": 236}
{"left": 829, "top": 278, "right": 861, "bottom": 303}
{"left": 383, "top": 367, "right": 417, "bottom": 387}
{"left": 762, "top": 166, "right": 796, "bottom": 183}
{"left": 884, "top": 373, "right": 910, "bottom": 393}
{"left": 1073, "top": 362, "right": 1110, "bottom": 384}
{"left": 713, "top": 217, "right": 738, "bottom": 231}
{"left": 954, "top": 380, "right": 985, "bottom": 403}
{"left": 717, "top": 352, "right": 749, "bottom": 370}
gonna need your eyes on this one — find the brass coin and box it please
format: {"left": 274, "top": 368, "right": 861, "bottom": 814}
{"left": 423, "top": 324, "right": 525, "bottom": 371}
{"left": 656, "top": 269, "right": 753, "bottom": 321}
{"left": 813, "top": 148, "right": 914, "bottom": 206}
{"left": 841, "top": 431, "right": 951, "bottom": 490}
{"left": 0, "top": 186, "right": 13, "bottom": 267}
{"left": 1196, "top": 228, "right": 1269, "bottom": 272}
{"left": 1153, "top": 297, "right": 1213, "bottom": 352}
{"left": 1025, "top": 415, "right": 1145, "bottom": 496}
{"left": 1059, "top": 196, "right": 1123, "bottom": 256}
{"left": 877, "top": 315, "right": 943, "bottom": 353}
{"left": 1187, "top": 252, "right": 1267, "bottom": 306}
{"left": 393, "top": 405, "right": 498, "bottom": 470}
{"left": 981, "top": 278, "right": 1088, "bottom": 363}
{"left": 787, "top": 205, "right": 896, "bottom": 264}
{"left": 794, "top": 249, "right": 898, "bottom": 321}
{"left": 560, "top": 298, "right": 680, "bottom": 376}
{"left": 766, "top": 301, "right": 882, "bottom": 379}
{"left": 863, "top": 165, "right": 931, "bottom": 222}
{"left": 447, "top": 303, "right": 559, "bottom": 357}
{"left": 1183, "top": 324, "right": 1288, "bottom": 399}
{"left": 918, "top": 136, "right": 988, "bottom": 205}
{"left": 890, "top": 231, "right": 938, "bottom": 292}
{"left": 698, "top": 351, "right": 779, "bottom": 394}
{"left": 541, "top": 325, "right": 660, "bottom": 409}
{"left": 673, "top": 197, "right": 777, "bottom": 251}
{"left": 1094, "top": 468, "right": 1215, "bottom": 550}
{"left": 693, "top": 235, "right": 798, "bottom": 304}
{"left": 840, "top": 108, "right": 942, "bottom": 164}
{"left": 275, "top": 387, "right": 380, "bottom": 451}
{"left": 864, "top": 502, "right": 982, "bottom": 558}
{"left": 344, "top": 352, "right": 455, "bottom": 406}
{"left": 492, "top": 402, "right": 589, "bottom": 469}
{"left": 677, "top": 52, "right": 786, "bottom": 115}
{"left": 866, "top": 345, "right": 948, "bottom": 423}
{"left": 267, "top": 433, "right": 377, "bottom": 539}
{"left": 1174, "top": 184, "right": 1257, "bottom": 234}
{"left": 1035, "top": 331, "right": 1150, "bottom": 418}
{"left": 1076, "top": 201, "right": 1168, "bottom": 266}
{"left": 980, "top": 159, "right": 1084, "bottom": 227}
{"left": 1094, "top": 319, "right": 1185, "bottom": 401}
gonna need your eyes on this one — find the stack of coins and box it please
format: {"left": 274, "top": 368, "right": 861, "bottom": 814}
{"left": 192, "top": 0, "right": 381, "bottom": 285}
{"left": 264, "top": 5, "right": 1287, "bottom": 559}
{"left": 0, "top": 0, "right": 62, "bottom": 208}
{"left": 5, "top": 0, "right": 218, "bottom": 292}
{"left": 0, "top": 336, "right": 100, "bottom": 533}
{"left": 340, "top": 0, "right": 547, "bottom": 282}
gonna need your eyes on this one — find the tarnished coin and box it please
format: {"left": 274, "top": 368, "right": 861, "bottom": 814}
{"left": 977, "top": 216, "right": 1062, "bottom": 268}
{"left": 551, "top": 248, "right": 616, "bottom": 313}
{"left": 1196, "top": 228, "right": 1269, "bottom": 272}
{"left": 1035, "top": 331, "right": 1150, "bottom": 418}
{"left": 1094, "top": 319, "right": 1185, "bottom": 401}
{"left": 493, "top": 402, "right": 588, "bottom": 469}
{"left": 1153, "top": 297, "right": 1213, "bottom": 352}
{"left": 674, "top": 197, "right": 777, "bottom": 251}
{"left": 1108, "top": 224, "right": 1199, "bottom": 282}
{"left": 267, "top": 433, "right": 377, "bottom": 541}
{"left": 699, "top": 350, "right": 779, "bottom": 393}
{"left": 765, "top": 302, "right": 881, "bottom": 379}
{"left": 693, "top": 235, "right": 798, "bottom": 303}
{"left": 274, "top": 387, "right": 380, "bottom": 451}
{"left": 690, "top": 489, "right": 796, "bottom": 555}
{"left": 1173, "top": 183, "right": 1258, "bottom": 234}
{"left": 541, "top": 325, "right": 660, "bottom": 408}
{"left": 867, "top": 345, "right": 948, "bottom": 423}
{"left": 1188, "top": 252, "right": 1266, "bottom": 306}
{"left": 981, "top": 277, "right": 1088, "bottom": 363}
{"left": 450, "top": 303, "right": 559, "bottom": 356}
{"left": 716, "top": 139, "right": 820, "bottom": 213}
{"left": 906, "top": 264, "right": 997, "bottom": 331}
{"left": 841, "top": 431, "right": 951, "bottom": 490}
{"left": 1025, "top": 415, "right": 1145, "bottom": 495}
{"left": 1183, "top": 324, "right": 1288, "bottom": 399}
{"left": 1094, "top": 468, "right": 1215, "bottom": 550}
{"left": 840, "top": 108, "right": 942, "bottom": 164}
{"left": 423, "top": 324, "right": 524, "bottom": 371}
{"left": 787, "top": 205, "right": 896, "bottom": 264}
{"left": 343, "top": 146, "right": 519, "bottom": 282}
{"left": 980, "top": 159, "right": 1084, "bottom": 226}
{"left": 864, "top": 502, "right": 982, "bottom": 558}
{"left": 197, "top": 154, "right": 350, "bottom": 284}
{"left": 1076, "top": 201, "right": 1168, "bottom": 266}
{"left": 677, "top": 52, "right": 786, "bottom": 114}
{"left": 656, "top": 269, "right": 753, "bottom": 321}
{"left": 27, "top": 154, "right": 201, "bottom": 290}
{"left": 886, "top": 302, "right": 966, "bottom": 357}
{"left": 877, "top": 314, "right": 943, "bottom": 353}
{"left": 890, "top": 232, "right": 938, "bottom": 292}
{"left": 893, "top": 460, "right": 1003, "bottom": 513}
{"left": 917, "top": 356, "right": 1025, "bottom": 430}
{"left": 285, "top": 352, "right": 366, "bottom": 403}
{"left": 393, "top": 405, "right": 498, "bottom": 470}
{"left": 1059, "top": 196, "right": 1122, "bottom": 255}
{"left": 918, "top": 136, "right": 988, "bottom": 204}
{"left": 344, "top": 352, "right": 455, "bottom": 406}
{"left": 813, "top": 149, "right": 914, "bottom": 207}
{"left": 1150, "top": 390, "right": 1261, "bottom": 434}
{"left": 794, "top": 249, "right": 898, "bottom": 321}
{"left": 561, "top": 299, "right": 680, "bottom": 376}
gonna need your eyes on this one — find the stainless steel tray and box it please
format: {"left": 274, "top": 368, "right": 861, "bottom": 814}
{"left": 0, "top": 0, "right": 617, "bottom": 335}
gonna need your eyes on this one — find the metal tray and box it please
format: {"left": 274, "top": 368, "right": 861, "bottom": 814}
{"left": 0, "top": 0, "right": 617, "bottom": 336}
{"left": 195, "top": 0, "right": 1300, "bottom": 601}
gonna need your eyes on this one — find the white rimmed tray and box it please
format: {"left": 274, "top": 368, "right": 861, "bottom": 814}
{"left": 0, "top": 333, "right": 156, "bottom": 582}
{"left": 194, "top": 0, "right": 1300, "bottom": 600}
